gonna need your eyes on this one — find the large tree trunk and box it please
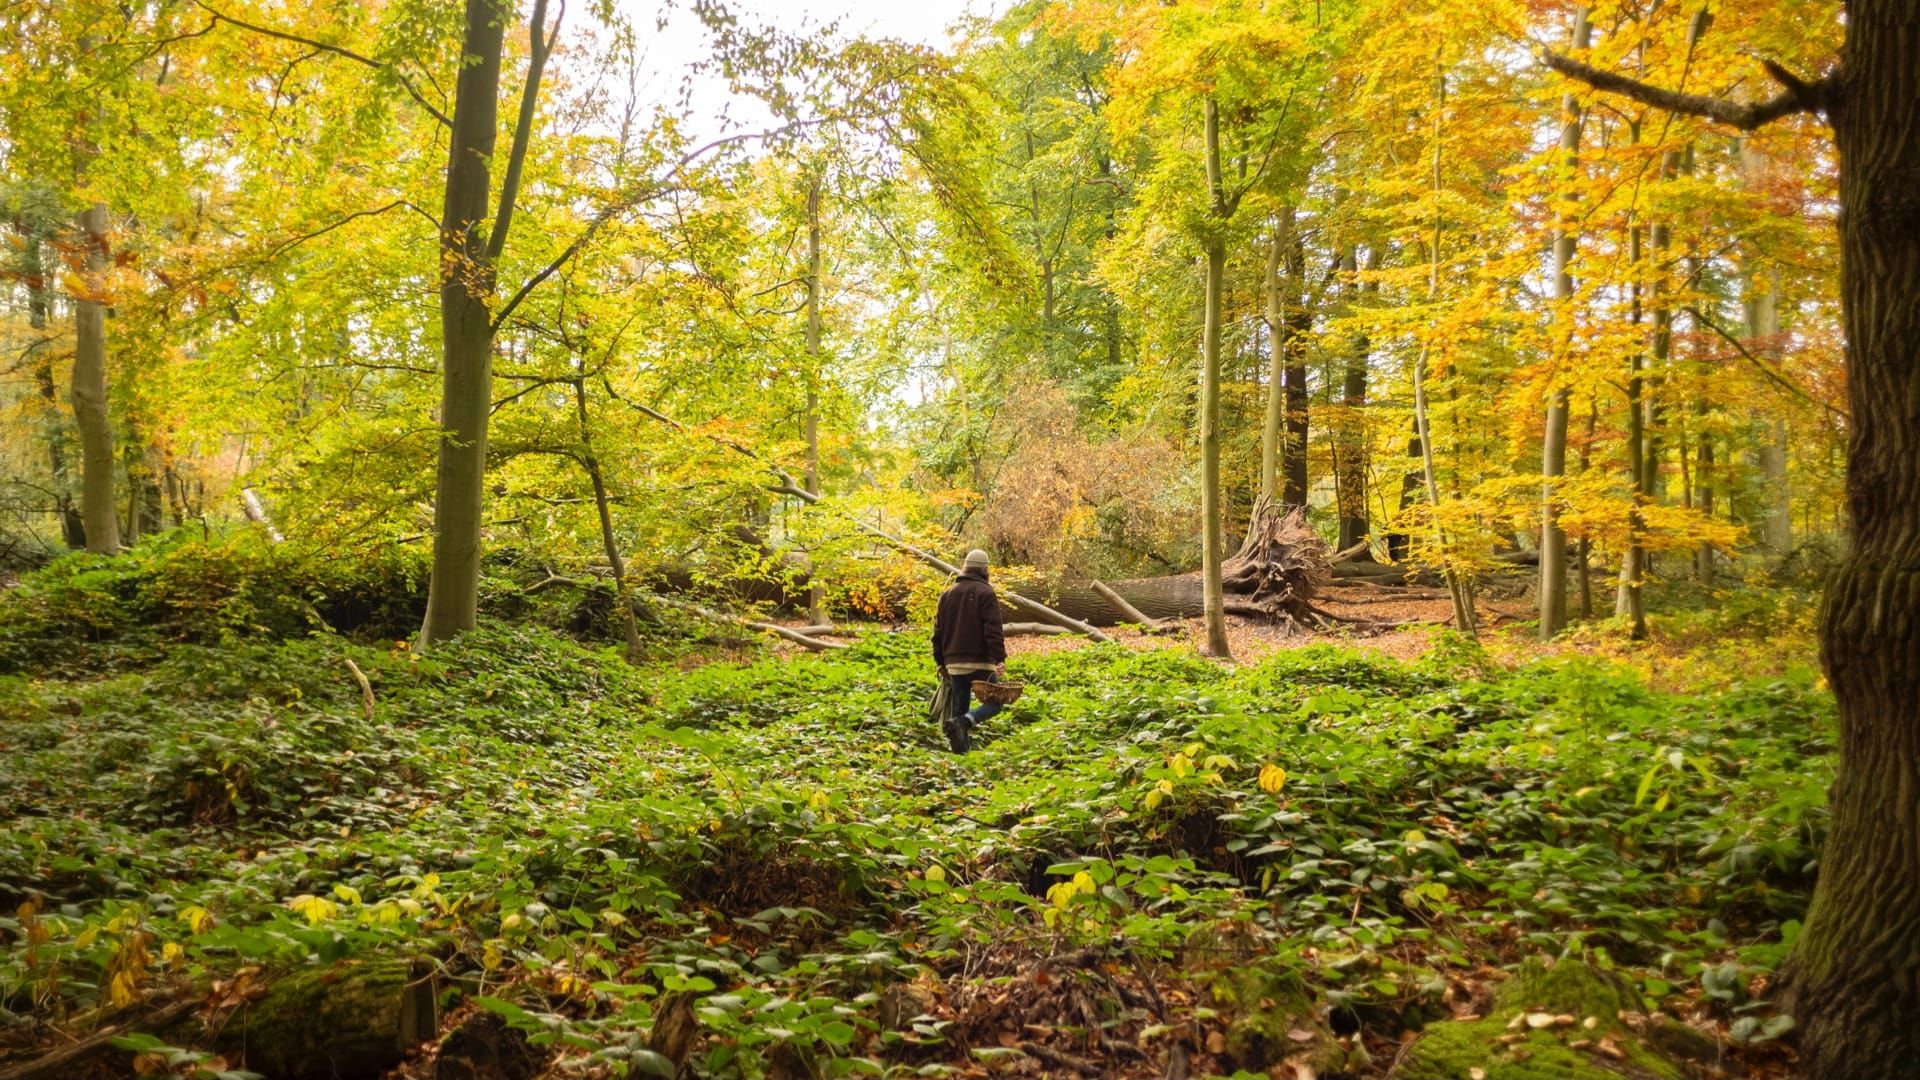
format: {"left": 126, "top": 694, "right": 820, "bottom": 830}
{"left": 419, "top": 0, "right": 507, "bottom": 646}
{"left": 0, "top": 961, "right": 435, "bottom": 1080}
{"left": 70, "top": 202, "right": 119, "bottom": 555}
{"left": 1197, "top": 97, "right": 1230, "bottom": 658}
{"left": 1794, "top": 4, "right": 1920, "bottom": 1076}
{"left": 1537, "top": 6, "right": 1591, "bottom": 641}
{"left": 1033, "top": 502, "right": 1330, "bottom": 629}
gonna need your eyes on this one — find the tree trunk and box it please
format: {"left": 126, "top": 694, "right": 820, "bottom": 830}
{"left": 70, "top": 202, "right": 119, "bottom": 555}
{"left": 181, "top": 961, "right": 436, "bottom": 1080}
{"left": 24, "top": 231, "right": 84, "bottom": 548}
{"left": 573, "top": 379, "right": 645, "bottom": 661}
{"left": 1034, "top": 503, "right": 1331, "bottom": 629}
{"left": 1387, "top": 418, "right": 1420, "bottom": 562}
{"left": 1281, "top": 227, "right": 1310, "bottom": 512}
{"left": 1259, "top": 210, "right": 1291, "bottom": 502}
{"left": 804, "top": 170, "right": 826, "bottom": 624}
{"left": 1198, "top": 97, "right": 1231, "bottom": 658}
{"left": 421, "top": 0, "right": 552, "bottom": 645}
{"left": 1537, "top": 6, "right": 1592, "bottom": 641}
{"left": 0, "top": 961, "right": 439, "bottom": 1080}
{"left": 1335, "top": 247, "right": 1376, "bottom": 554}
{"left": 1749, "top": 269, "right": 1792, "bottom": 553}
{"left": 1794, "top": 5, "right": 1920, "bottom": 1076}
{"left": 1577, "top": 403, "right": 1596, "bottom": 618}
{"left": 1614, "top": 119, "right": 1650, "bottom": 638}
{"left": 1413, "top": 70, "right": 1476, "bottom": 634}
{"left": 1694, "top": 420, "right": 1715, "bottom": 582}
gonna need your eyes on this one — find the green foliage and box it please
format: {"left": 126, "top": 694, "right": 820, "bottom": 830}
{"left": 0, "top": 612, "right": 1826, "bottom": 1074}
{"left": 0, "top": 533, "right": 426, "bottom": 672}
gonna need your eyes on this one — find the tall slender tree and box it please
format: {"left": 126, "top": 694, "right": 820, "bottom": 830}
{"left": 1537, "top": 7, "right": 1592, "bottom": 641}
{"left": 420, "top": 0, "right": 559, "bottom": 646}
{"left": 70, "top": 199, "right": 119, "bottom": 554}
{"left": 1198, "top": 95, "right": 1233, "bottom": 658}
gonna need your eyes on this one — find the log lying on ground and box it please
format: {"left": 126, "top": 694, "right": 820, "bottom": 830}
{"left": 189, "top": 960, "right": 436, "bottom": 1080}
{"left": 0, "top": 960, "right": 435, "bottom": 1080}
{"left": 1004, "top": 621, "right": 1071, "bottom": 636}
{"left": 1033, "top": 500, "right": 1358, "bottom": 634}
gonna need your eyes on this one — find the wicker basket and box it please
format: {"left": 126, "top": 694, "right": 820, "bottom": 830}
{"left": 971, "top": 680, "right": 1025, "bottom": 706}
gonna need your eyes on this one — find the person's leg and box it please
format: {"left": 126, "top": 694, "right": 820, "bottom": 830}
{"left": 944, "top": 671, "right": 975, "bottom": 752}
{"left": 951, "top": 672, "right": 977, "bottom": 719}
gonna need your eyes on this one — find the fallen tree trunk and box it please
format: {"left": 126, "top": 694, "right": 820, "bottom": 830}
{"left": 190, "top": 960, "right": 436, "bottom": 1080}
{"left": 2, "top": 961, "right": 435, "bottom": 1080}
{"left": 1032, "top": 502, "right": 1346, "bottom": 634}
{"left": 1004, "top": 621, "right": 1070, "bottom": 636}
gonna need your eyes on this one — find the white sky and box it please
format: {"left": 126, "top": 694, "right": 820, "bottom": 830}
{"left": 616, "top": 0, "right": 995, "bottom": 136}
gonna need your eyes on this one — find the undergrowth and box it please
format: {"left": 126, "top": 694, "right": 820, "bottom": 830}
{"left": 0, "top": 593, "right": 1832, "bottom": 1078}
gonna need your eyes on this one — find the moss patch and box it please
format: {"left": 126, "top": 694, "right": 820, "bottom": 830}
{"left": 1210, "top": 962, "right": 1346, "bottom": 1075}
{"left": 1394, "top": 958, "right": 1682, "bottom": 1080}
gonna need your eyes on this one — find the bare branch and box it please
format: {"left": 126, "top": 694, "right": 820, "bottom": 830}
{"left": 490, "top": 119, "right": 825, "bottom": 331}
{"left": 1540, "top": 51, "right": 1831, "bottom": 131}
{"left": 259, "top": 200, "right": 413, "bottom": 262}
{"left": 1686, "top": 305, "right": 1848, "bottom": 419}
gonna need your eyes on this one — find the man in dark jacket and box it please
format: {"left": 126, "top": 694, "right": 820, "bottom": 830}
{"left": 932, "top": 549, "right": 1006, "bottom": 753}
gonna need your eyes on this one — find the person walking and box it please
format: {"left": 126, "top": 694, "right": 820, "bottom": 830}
{"left": 932, "top": 549, "right": 1006, "bottom": 753}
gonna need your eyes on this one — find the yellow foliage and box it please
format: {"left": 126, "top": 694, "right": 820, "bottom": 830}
{"left": 1258, "top": 763, "right": 1288, "bottom": 794}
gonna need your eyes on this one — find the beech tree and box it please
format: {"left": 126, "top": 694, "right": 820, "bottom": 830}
{"left": 419, "top": 0, "right": 560, "bottom": 646}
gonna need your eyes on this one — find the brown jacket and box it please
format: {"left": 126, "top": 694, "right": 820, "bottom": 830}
{"left": 932, "top": 569, "right": 1006, "bottom": 668}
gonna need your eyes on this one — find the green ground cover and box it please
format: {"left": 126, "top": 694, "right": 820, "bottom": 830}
{"left": 0, "top": 546, "right": 1828, "bottom": 1078}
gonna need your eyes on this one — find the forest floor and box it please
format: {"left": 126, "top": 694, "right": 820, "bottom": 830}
{"left": 0, "top": 547, "right": 1828, "bottom": 1080}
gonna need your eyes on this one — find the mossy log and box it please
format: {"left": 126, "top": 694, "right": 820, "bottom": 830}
{"left": 2, "top": 961, "right": 435, "bottom": 1080}
{"left": 1393, "top": 958, "right": 1692, "bottom": 1080}
{"left": 175, "top": 960, "right": 437, "bottom": 1080}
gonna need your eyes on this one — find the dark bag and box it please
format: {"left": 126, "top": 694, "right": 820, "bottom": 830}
{"left": 927, "top": 675, "right": 953, "bottom": 725}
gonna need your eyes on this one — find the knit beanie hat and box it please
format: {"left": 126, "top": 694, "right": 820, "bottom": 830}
{"left": 963, "top": 549, "right": 990, "bottom": 570}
